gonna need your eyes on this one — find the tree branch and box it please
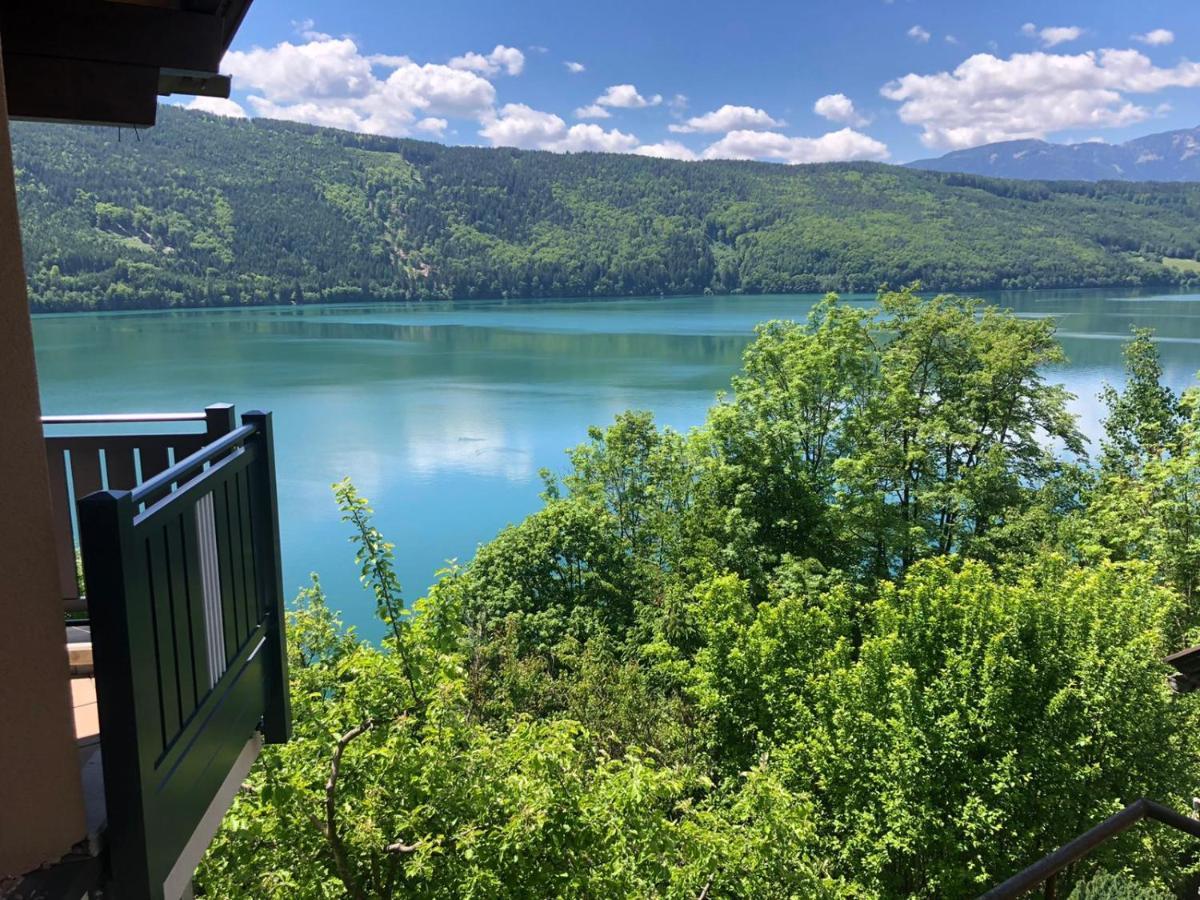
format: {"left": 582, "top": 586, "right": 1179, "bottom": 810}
{"left": 323, "top": 719, "right": 375, "bottom": 900}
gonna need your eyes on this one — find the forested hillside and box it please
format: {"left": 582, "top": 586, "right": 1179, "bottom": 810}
{"left": 13, "top": 105, "right": 1200, "bottom": 312}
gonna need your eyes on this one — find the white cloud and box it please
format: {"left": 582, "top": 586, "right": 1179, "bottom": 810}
{"left": 594, "top": 84, "right": 662, "bottom": 109}
{"left": 669, "top": 94, "right": 689, "bottom": 112}
{"left": 565, "top": 61, "right": 586, "bottom": 74}
{"left": 479, "top": 103, "right": 564, "bottom": 148}
{"left": 574, "top": 103, "right": 611, "bottom": 119}
{"left": 945, "top": 35, "right": 960, "bottom": 46}
{"left": 702, "top": 127, "right": 890, "bottom": 164}
{"left": 225, "top": 38, "right": 376, "bottom": 104}
{"left": 882, "top": 48, "right": 1200, "bottom": 149}
{"left": 291, "top": 18, "right": 330, "bottom": 41}
{"left": 479, "top": 103, "right": 638, "bottom": 153}
{"left": 223, "top": 36, "right": 498, "bottom": 136}
{"left": 556, "top": 124, "right": 640, "bottom": 153}
{"left": 184, "top": 96, "right": 247, "bottom": 118}
{"left": 448, "top": 45, "right": 525, "bottom": 77}
{"left": 669, "top": 104, "right": 783, "bottom": 133}
{"left": 908, "top": 25, "right": 931, "bottom": 43}
{"left": 1022, "top": 23, "right": 1084, "bottom": 47}
{"left": 1133, "top": 29, "right": 1175, "bottom": 46}
{"left": 813, "top": 93, "right": 868, "bottom": 126}
{"left": 415, "top": 117, "right": 448, "bottom": 136}
{"left": 635, "top": 141, "right": 698, "bottom": 161}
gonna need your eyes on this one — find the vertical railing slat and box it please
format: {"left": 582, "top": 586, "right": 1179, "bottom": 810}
{"left": 213, "top": 482, "right": 241, "bottom": 667}
{"left": 195, "top": 493, "right": 226, "bottom": 690}
{"left": 231, "top": 471, "right": 255, "bottom": 646}
{"left": 178, "top": 506, "right": 212, "bottom": 704}
{"left": 165, "top": 516, "right": 199, "bottom": 726}
{"left": 146, "top": 530, "right": 181, "bottom": 751}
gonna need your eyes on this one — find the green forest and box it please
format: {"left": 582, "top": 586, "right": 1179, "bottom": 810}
{"left": 12, "top": 106, "right": 1200, "bottom": 313}
{"left": 196, "top": 289, "right": 1200, "bottom": 898}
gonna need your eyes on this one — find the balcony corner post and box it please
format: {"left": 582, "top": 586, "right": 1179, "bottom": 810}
{"left": 242, "top": 410, "right": 291, "bottom": 744}
{"left": 203, "top": 403, "right": 237, "bottom": 442}
{"left": 77, "top": 488, "right": 155, "bottom": 900}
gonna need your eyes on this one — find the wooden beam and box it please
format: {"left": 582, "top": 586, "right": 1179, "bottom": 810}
{"left": 0, "top": 1, "right": 225, "bottom": 73}
{"left": 3, "top": 54, "right": 158, "bottom": 127}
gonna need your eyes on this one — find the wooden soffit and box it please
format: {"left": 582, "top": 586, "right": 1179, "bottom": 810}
{"left": 0, "top": 0, "right": 253, "bottom": 127}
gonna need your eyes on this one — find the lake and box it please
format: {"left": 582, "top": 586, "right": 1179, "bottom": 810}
{"left": 32, "top": 289, "right": 1200, "bottom": 636}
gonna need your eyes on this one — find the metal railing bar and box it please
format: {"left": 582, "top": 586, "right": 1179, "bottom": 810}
{"left": 42, "top": 412, "right": 207, "bottom": 425}
{"left": 979, "top": 799, "right": 1200, "bottom": 899}
{"left": 133, "top": 443, "right": 256, "bottom": 528}
{"left": 131, "top": 424, "right": 255, "bottom": 505}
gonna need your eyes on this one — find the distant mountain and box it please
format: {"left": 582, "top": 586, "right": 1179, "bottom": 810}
{"left": 908, "top": 127, "right": 1200, "bottom": 182}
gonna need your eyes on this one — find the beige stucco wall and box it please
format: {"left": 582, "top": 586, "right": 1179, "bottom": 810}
{"left": 0, "top": 34, "right": 88, "bottom": 876}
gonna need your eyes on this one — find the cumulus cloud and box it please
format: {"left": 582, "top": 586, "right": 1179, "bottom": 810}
{"left": 291, "top": 18, "right": 330, "bottom": 41}
{"left": 565, "top": 61, "right": 586, "bottom": 74}
{"left": 574, "top": 103, "right": 610, "bottom": 119}
{"left": 635, "top": 140, "right": 698, "bottom": 161}
{"left": 415, "top": 117, "right": 448, "bottom": 136}
{"left": 669, "top": 104, "right": 783, "bottom": 133}
{"left": 702, "top": 128, "right": 890, "bottom": 164}
{"left": 223, "top": 36, "right": 498, "bottom": 136}
{"left": 813, "top": 93, "right": 868, "bottom": 126}
{"left": 448, "top": 44, "right": 525, "bottom": 77}
{"left": 1133, "top": 29, "right": 1175, "bottom": 46}
{"left": 882, "top": 48, "right": 1200, "bottom": 149}
{"left": 594, "top": 84, "right": 663, "bottom": 109}
{"left": 556, "top": 124, "right": 640, "bottom": 153}
{"left": 479, "top": 103, "right": 638, "bottom": 153}
{"left": 1022, "top": 23, "right": 1084, "bottom": 47}
{"left": 184, "top": 96, "right": 248, "bottom": 118}
{"left": 908, "top": 25, "right": 931, "bottom": 43}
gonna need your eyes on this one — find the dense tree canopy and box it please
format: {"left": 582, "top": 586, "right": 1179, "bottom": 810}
{"left": 13, "top": 107, "right": 1200, "bottom": 313}
{"left": 197, "top": 290, "right": 1200, "bottom": 898}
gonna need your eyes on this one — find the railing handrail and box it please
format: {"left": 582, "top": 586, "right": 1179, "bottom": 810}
{"left": 130, "top": 423, "right": 256, "bottom": 505}
{"left": 42, "top": 412, "right": 208, "bottom": 426}
{"left": 979, "top": 799, "right": 1200, "bottom": 899}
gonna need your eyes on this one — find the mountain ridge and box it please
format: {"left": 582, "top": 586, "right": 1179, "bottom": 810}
{"left": 907, "top": 126, "right": 1200, "bottom": 182}
{"left": 12, "top": 105, "right": 1200, "bottom": 312}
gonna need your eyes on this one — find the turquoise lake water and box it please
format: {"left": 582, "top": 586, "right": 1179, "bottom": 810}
{"left": 32, "top": 289, "right": 1200, "bottom": 636}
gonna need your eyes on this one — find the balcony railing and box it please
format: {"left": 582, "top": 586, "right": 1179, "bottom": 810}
{"left": 979, "top": 799, "right": 1200, "bottom": 899}
{"left": 39, "top": 405, "right": 291, "bottom": 900}
{"left": 43, "top": 404, "right": 242, "bottom": 615}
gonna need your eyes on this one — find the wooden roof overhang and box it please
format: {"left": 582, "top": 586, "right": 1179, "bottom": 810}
{"left": 0, "top": 0, "right": 253, "bottom": 127}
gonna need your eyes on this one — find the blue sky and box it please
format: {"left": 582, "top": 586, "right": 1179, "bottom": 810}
{"left": 181, "top": 0, "right": 1200, "bottom": 163}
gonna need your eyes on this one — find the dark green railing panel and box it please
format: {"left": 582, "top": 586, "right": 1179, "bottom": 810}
{"left": 43, "top": 404, "right": 237, "bottom": 611}
{"left": 78, "top": 409, "right": 290, "bottom": 900}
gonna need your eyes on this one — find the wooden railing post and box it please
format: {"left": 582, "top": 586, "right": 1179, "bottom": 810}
{"left": 78, "top": 488, "right": 156, "bottom": 900}
{"left": 204, "top": 403, "right": 236, "bottom": 443}
{"left": 242, "top": 410, "right": 291, "bottom": 744}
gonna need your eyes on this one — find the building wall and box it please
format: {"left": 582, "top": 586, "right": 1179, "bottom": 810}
{"left": 0, "top": 33, "right": 88, "bottom": 876}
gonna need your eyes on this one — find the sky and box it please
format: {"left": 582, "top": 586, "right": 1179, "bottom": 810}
{"left": 176, "top": 0, "right": 1200, "bottom": 165}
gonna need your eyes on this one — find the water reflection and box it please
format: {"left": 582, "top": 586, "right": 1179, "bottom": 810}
{"left": 31, "top": 288, "right": 1200, "bottom": 637}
